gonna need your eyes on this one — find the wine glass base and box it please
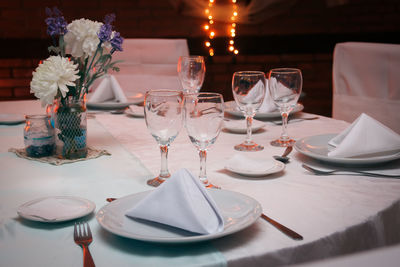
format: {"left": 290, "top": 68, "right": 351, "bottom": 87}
{"left": 147, "top": 177, "right": 167, "bottom": 187}
{"left": 270, "top": 139, "right": 296, "bottom": 147}
{"left": 234, "top": 142, "right": 264, "bottom": 151}
{"left": 205, "top": 183, "right": 221, "bottom": 189}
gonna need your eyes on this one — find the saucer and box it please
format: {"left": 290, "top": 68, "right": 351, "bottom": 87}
{"left": 225, "top": 154, "right": 285, "bottom": 177}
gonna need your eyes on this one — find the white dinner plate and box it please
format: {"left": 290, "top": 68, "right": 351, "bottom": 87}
{"left": 17, "top": 196, "right": 96, "bottom": 223}
{"left": 225, "top": 101, "right": 304, "bottom": 119}
{"left": 0, "top": 113, "right": 25, "bottom": 125}
{"left": 223, "top": 119, "right": 265, "bottom": 134}
{"left": 295, "top": 133, "right": 400, "bottom": 165}
{"left": 87, "top": 93, "right": 144, "bottom": 110}
{"left": 96, "top": 190, "right": 262, "bottom": 243}
{"left": 225, "top": 155, "right": 285, "bottom": 177}
{"left": 125, "top": 105, "right": 144, "bottom": 118}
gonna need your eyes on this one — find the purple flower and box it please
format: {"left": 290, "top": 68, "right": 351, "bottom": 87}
{"left": 104, "top": 13, "right": 116, "bottom": 25}
{"left": 98, "top": 13, "right": 116, "bottom": 43}
{"left": 98, "top": 24, "right": 113, "bottom": 42}
{"left": 110, "top": 32, "right": 124, "bottom": 53}
{"left": 45, "top": 7, "right": 67, "bottom": 36}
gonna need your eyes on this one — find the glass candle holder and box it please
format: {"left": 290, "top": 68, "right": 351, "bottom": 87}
{"left": 24, "top": 114, "right": 55, "bottom": 157}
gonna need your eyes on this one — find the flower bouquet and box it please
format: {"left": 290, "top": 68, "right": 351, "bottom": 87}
{"left": 30, "top": 7, "right": 123, "bottom": 159}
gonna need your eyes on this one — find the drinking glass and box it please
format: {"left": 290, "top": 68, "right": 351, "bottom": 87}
{"left": 184, "top": 93, "right": 224, "bottom": 188}
{"left": 177, "top": 56, "right": 206, "bottom": 94}
{"left": 232, "top": 71, "right": 266, "bottom": 151}
{"left": 144, "top": 90, "right": 184, "bottom": 187}
{"left": 268, "top": 68, "right": 302, "bottom": 147}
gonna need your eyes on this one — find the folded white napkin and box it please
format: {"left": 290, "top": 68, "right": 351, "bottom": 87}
{"left": 240, "top": 79, "right": 266, "bottom": 105}
{"left": 328, "top": 113, "right": 400, "bottom": 158}
{"left": 89, "top": 74, "right": 128, "bottom": 103}
{"left": 259, "top": 79, "right": 277, "bottom": 113}
{"left": 18, "top": 198, "right": 85, "bottom": 220}
{"left": 125, "top": 168, "right": 224, "bottom": 234}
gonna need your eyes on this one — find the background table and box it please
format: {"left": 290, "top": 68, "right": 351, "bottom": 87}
{"left": 1, "top": 100, "right": 400, "bottom": 267}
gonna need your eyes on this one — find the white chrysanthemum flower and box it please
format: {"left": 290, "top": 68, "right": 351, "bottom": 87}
{"left": 30, "top": 56, "right": 80, "bottom": 106}
{"left": 64, "top": 18, "right": 102, "bottom": 58}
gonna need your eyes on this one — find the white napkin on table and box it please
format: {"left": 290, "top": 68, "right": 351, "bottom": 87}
{"left": 125, "top": 168, "right": 224, "bottom": 235}
{"left": 88, "top": 74, "right": 128, "bottom": 103}
{"left": 328, "top": 113, "right": 400, "bottom": 158}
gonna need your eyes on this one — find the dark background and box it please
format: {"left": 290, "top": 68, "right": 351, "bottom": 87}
{"left": 0, "top": 0, "right": 399, "bottom": 116}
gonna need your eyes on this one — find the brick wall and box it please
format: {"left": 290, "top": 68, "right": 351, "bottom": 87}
{"left": 0, "top": 0, "right": 399, "bottom": 116}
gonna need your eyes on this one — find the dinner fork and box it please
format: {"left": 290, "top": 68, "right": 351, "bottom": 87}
{"left": 74, "top": 222, "right": 95, "bottom": 267}
{"left": 302, "top": 164, "right": 400, "bottom": 178}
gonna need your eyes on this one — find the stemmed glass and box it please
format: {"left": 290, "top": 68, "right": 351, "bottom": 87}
{"left": 184, "top": 93, "right": 224, "bottom": 188}
{"left": 144, "top": 90, "right": 184, "bottom": 187}
{"left": 232, "top": 71, "right": 266, "bottom": 151}
{"left": 177, "top": 56, "right": 206, "bottom": 94}
{"left": 268, "top": 68, "right": 303, "bottom": 147}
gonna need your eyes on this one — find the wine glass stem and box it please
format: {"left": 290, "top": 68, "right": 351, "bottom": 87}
{"left": 280, "top": 112, "right": 289, "bottom": 141}
{"left": 199, "top": 149, "right": 209, "bottom": 185}
{"left": 159, "top": 144, "right": 170, "bottom": 178}
{"left": 245, "top": 116, "right": 254, "bottom": 144}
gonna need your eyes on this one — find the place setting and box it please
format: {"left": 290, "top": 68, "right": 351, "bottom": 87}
{"left": 297, "top": 113, "right": 400, "bottom": 177}
{"left": 86, "top": 75, "right": 144, "bottom": 111}
{"left": 97, "top": 168, "right": 263, "bottom": 243}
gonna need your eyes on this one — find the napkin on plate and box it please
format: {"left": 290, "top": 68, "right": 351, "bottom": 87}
{"left": 18, "top": 197, "right": 85, "bottom": 220}
{"left": 125, "top": 168, "right": 224, "bottom": 235}
{"left": 259, "top": 80, "right": 277, "bottom": 113}
{"left": 88, "top": 74, "right": 128, "bottom": 103}
{"left": 328, "top": 113, "right": 400, "bottom": 158}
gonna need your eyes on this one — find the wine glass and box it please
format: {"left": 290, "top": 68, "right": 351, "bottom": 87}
{"left": 232, "top": 71, "right": 266, "bottom": 151}
{"left": 184, "top": 93, "right": 224, "bottom": 188}
{"left": 144, "top": 90, "right": 184, "bottom": 187}
{"left": 268, "top": 68, "right": 303, "bottom": 147}
{"left": 177, "top": 56, "right": 206, "bottom": 94}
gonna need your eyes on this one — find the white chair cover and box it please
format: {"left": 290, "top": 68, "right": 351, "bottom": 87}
{"left": 332, "top": 42, "right": 400, "bottom": 133}
{"left": 92, "top": 38, "right": 189, "bottom": 98}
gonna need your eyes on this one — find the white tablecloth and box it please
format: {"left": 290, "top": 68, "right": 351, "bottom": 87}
{"left": 1, "top": 100, "right": 400, "bottom": 267}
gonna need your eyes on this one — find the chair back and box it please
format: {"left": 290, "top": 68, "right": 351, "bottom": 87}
{"left": 332, "top": 42, "right": 400, "bottom": 133}
{"left": 93, "top": 38, "right": 190, "bottom": 99}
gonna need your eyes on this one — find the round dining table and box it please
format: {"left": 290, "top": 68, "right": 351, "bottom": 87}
{"left": 1, "top": 99, "right": 399, "bottom": 267}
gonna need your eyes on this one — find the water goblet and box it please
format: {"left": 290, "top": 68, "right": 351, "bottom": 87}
{"left": 232, "top": 71, "right": 266, "bottom": 151}
{"left": 184, "top": 93, "right": 224, "bottom": 188}
{"left": 177, "top": 56, "right": 206, "bottom": 94}
{"left": 268, "top": 68, "right": 303, "bottom": 147}
{"left": 144, "top": 90, "right": 184, "bottom": 187}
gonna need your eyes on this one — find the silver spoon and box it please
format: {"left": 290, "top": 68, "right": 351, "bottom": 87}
{"left": 273, "top": 146, "right": 293, "bottom": 163}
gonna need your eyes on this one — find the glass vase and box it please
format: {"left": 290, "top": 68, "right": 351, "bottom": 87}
{"left": 24, "top": 114, "right": 55, "bottom": 157}
{"left": 53, "top": 97, "right": 88, "bottom": 159}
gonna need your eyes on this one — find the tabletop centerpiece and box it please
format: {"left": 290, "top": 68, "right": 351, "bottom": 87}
{"left": 30, "top": 7, "right": 123, "bottom": 159}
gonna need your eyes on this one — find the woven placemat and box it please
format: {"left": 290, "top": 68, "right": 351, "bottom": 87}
{"left": 9, "top": 147, "right": 111, "bottom": 166}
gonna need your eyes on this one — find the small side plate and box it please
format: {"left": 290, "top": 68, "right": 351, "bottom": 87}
{"left": 0, "top": 114, "right": 25, "bottom": 125}
{"left": 225, "top": 155, "right": 285, "bottom": 177}
{"left": 17, "top": 196, "right": 96, "bottom": 223}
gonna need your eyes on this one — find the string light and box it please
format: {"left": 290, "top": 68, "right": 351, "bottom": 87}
{"left": 203, "top": 0, "right": 216, "bottom": 56}
{"left": 228, "top": 0, "right": 238, "bottom": 55}
{"left": 202, "top": 0, "right": 239, "bottom": 56}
